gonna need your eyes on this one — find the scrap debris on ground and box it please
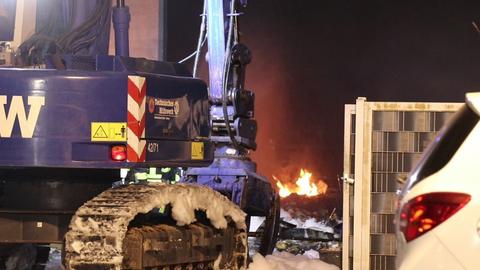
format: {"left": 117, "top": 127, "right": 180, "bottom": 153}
{"left": 277, "top": 207, "right": 342, "bottom": 267}
{"left": 249, "top": 205, "right": 342, "bottom": 269}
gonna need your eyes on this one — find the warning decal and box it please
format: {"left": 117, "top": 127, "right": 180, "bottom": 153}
{"left": 191, "top": 141, "right": 204, "bottom": 160}
{"left": 93, "top": 125, "right": 108, "bottom": 139}
{"left": 91, "top": 122, "right": 127, "bottom": 142}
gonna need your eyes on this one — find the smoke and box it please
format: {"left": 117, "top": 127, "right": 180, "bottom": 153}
{"left": 243, "top": 34, "right": 291, "bottom": 183}
{"left": 242, "top": 3, "right": 339, "bottom": 189}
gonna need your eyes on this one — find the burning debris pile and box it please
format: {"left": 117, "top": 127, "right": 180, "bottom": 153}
{"left": 274, "top": 169, "right": 328, "bottom": 198}
{"left": 269, "top": 168, "right": 342, "bottom": 267}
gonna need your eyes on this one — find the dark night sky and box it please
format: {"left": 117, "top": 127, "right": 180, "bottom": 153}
{"left": 167, "top": 1, "right": 480, "bottom": 192}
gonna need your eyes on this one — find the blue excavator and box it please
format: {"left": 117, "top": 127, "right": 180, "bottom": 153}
{"left": 0, "top": 0, "right": 279, "bottom": 269}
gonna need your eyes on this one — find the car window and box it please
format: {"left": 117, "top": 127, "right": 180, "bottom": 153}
{"left": 406, "top": 105, "right": 479, "bottom": 189}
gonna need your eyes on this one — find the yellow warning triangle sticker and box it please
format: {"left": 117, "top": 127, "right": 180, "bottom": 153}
{"left": 91, "top": 122, "right": 127, "bottom": 142}
{"left": 93, "top": 125, "right": 108, "bottom": 139}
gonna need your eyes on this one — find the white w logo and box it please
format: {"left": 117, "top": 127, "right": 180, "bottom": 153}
{"left": 0, "top": 96, "right": 45, "bottom": 138}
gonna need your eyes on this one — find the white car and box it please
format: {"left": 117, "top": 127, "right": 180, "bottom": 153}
{"left": 396, "top": 93, "right": 480, "bottom": 270}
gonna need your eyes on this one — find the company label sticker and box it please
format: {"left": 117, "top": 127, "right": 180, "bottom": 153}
{"left": 191, "top": 141, "right": 204, "bottom": 160}
{"left": 91, "top": 122, "right": 127, "bottom": 142}
{"left": 147, "top": 96, "right": 183, "bottom": 121}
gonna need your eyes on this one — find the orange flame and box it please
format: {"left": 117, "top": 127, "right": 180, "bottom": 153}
{"left": 274, "top": 169, "right": 328, "bottom": 198}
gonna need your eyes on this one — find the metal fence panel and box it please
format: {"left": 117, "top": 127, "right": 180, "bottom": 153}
{"left": 343, "top": 98, "right": 461, "bottom": 270}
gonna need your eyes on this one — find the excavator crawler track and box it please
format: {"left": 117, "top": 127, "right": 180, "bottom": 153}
{"left": 64, "top": 184, "right": 247, "bottom": 270}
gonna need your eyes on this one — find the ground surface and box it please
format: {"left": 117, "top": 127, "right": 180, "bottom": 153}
{"left": 249, "top": 252, "right": 340, "bottom": 270}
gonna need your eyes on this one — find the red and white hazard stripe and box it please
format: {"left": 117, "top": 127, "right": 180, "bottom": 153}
{"left": 127, "top": 76, "right": 146, "bottom": 162}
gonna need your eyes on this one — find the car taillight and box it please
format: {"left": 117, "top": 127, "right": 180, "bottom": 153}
{"left": 399, "top": 192, "right": 471, "bottom": 242}
{"left": 111, "top": 145, "right": 127, "bottom": 161}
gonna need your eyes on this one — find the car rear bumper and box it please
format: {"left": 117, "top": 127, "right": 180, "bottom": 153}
{"left": 396, "top": 231, "right": 465, "bottom": 270}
